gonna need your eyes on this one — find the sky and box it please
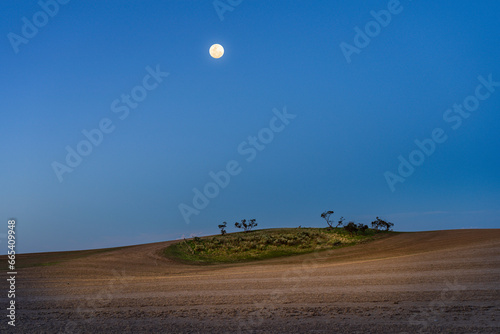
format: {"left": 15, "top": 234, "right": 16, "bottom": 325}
{"left": 1, "top": 0, "right": 499, "bottom": 254}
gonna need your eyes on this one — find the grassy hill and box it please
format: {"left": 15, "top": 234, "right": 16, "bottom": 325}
{"left": 164, "top": 227, "right": 394, "bottom": 264}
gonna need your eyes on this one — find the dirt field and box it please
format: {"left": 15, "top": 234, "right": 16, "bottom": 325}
{"left": 1, "top": 229, "right": 499, "bottom": 333}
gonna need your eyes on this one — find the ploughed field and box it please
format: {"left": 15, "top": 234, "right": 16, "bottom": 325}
{"left": 1, "top": 229, "right": 499, "bottom": 333}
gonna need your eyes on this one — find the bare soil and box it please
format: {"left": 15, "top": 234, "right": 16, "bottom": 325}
{"left": 1, "top": 229, "right": 499, "bottom": 333}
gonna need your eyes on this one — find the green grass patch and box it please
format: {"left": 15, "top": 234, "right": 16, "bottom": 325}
{"left": 164, "top": 227, "right": 389, "bottom": 264}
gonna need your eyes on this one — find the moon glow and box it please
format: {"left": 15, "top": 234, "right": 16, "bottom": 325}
{"left": 209, "top": 44, "right": 224, "bottom": 59}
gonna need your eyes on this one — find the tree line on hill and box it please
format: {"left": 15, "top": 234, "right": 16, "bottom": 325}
{"left": 216, "top": 212, "right": 393, "bottom": 236}
{"left": 321, "top": 210, "right": 393, "bottom": 235}
{"left": 218, "top": 219, "right": 258, "bottom": 235}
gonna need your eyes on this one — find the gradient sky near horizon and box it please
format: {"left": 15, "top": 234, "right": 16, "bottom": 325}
{"left": 1, "top": 0, "right": 499, "bottom": 254}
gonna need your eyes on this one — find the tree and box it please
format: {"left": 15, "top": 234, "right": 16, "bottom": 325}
{"left": 218, "top": 222, "right": 227, "bottom": 235}
{"left": 357, "top": 223, "right": 368, "bottom": 234}
{"left": 321, "top": 210, "right": 335, "bottom": 229}
{"left": 337, "top": 216, "right": 345, "bottom": 228}
{"left": 371, "top": 217, "right": 394, "bottom": 231}
{"left": 343, "top": 221, "right": 358, "bottom": 235}
{"left": 234, "top": 219, "right": 257, "bottom": 232}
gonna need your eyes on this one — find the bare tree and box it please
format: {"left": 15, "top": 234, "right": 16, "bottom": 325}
{"left": 218, "top": 222, "right": 227, "bottom": 235}
{"left": 321, "top": 210, "right": 334, "bottom": 229}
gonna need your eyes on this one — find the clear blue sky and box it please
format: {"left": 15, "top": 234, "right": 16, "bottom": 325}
{"left": 1, "top": 0, "right": 499, "bottom": 254}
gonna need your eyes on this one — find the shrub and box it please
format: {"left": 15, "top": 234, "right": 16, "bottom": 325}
{"left": 357, "top": 223, "right": 369, "bottom": 234}
{"left": 298, "top": 231, "right": 310, "bottom": 238}
{"left": 263, "top": 235, "right": 274, "bottom": 245}
{"left": 344, "top": 222, "right": 358, "bottom": 235}
{"left": 193, "top": 244, "right": 205, "bottom": 253}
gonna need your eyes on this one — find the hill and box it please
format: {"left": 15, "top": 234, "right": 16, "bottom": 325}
{"left": 1, "top": 229, "right": 498, "bottom": 333}
{"left": 164, "top": 227, "right": 394, "bottom": 264}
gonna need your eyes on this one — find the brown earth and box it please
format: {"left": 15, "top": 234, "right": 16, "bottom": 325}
{"left": 1, "top": 229, "right": 499, "bottom": 333}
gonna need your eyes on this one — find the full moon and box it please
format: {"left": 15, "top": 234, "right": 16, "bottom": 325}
{"left": 209, "top": 44, "right": 224, "bottom": 59}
